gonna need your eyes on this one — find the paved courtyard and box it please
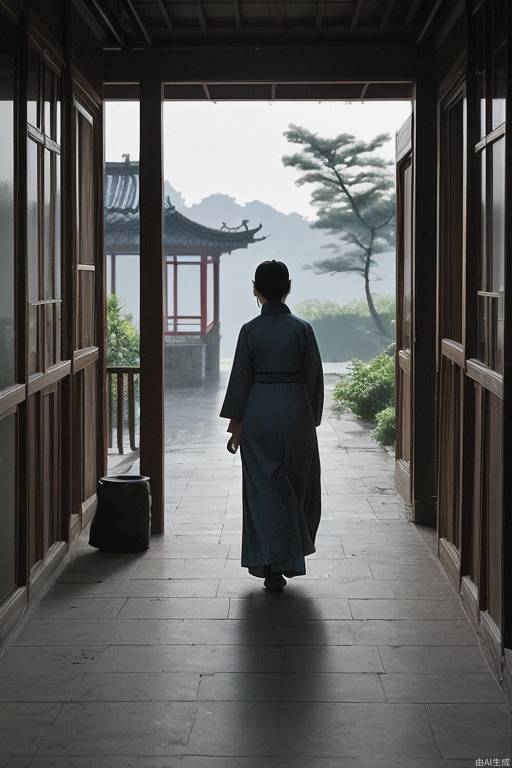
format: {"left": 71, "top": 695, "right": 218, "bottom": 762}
{"left": 0, "top": 373, "right": 510, "bottom": 766}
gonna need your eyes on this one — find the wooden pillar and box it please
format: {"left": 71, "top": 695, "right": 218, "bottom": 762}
{"left": 200, "top": 255, "right": 207, "bottom": 334}
{"left": 411, "top": 65, "right": 438, "bottom": 527}
{"left": 139, "top": 71, "right": 164, "bottom": 534}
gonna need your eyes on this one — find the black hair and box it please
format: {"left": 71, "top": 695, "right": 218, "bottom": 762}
{"left": 253, "top": 260, "right": 291, "bottom": 302}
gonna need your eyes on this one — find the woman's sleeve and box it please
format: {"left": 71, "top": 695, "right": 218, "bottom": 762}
{"left": 219, "top": 325, "right": 253, "bottom": 421}
{"left": 303, "top": 323, "right": 324, "bottom": 427}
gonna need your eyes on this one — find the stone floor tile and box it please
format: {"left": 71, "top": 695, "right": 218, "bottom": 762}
{"left": 196, "top": 671, "right": 386, "bottom": 703}
{"left": 31, "top": 597, "right": 126, "bottom": 620}
{"left": 39, "top": 701, "right": 198, "bottom": 756}
{"left": 281, "top": 672, "right": 386, "bottom": 702}
{"left": 378, "top": 645, "right": 491, "bottom": 674}
{"left": 228, "top": 596, "right": 351, "bottom": 620}
{"left": 46, "top": 580, "right": 122, "bottom": 598}
{"left": 0, "top": 703, "right": 62, "bottom": 755}
{"left": 114, "top": 579, "right": 219, "bottom": 598}
{"left": 197, "top": 672, "right": 283, "bottom": 701}
{"left": 30, "top": 757, "right": 365, "bottom": 767}
{"left": 143, "top": 541, "right": 230, "bottom": 559}
{"left": 72, "top": 672, "right": 200, "bottom": 701}
{"left": 130, "top": 558, "right": 231, "bottom": 580}
{"left": 426, "top": 703, "right": 512, "bottom": 759}
{"left": 0, "top": 647, "right": 101, "bottom": 702}
{"left": 303, "top": 558, "right": 373, "bottom": 579}
{"left": 353, "top": 619, "right": 477, "bottom": 646}
{"left": 307, "top": 544, "right": 347, "bottom": 559}
{"left": 381, "top": 673, "right": 507, "bottom": 703}
{"left": 369, "top": 562, "right": 446, "bottom": 580}
{"left": 94, "top": 644, "right": 286, "bottom": 674}
{"left": 284, "top": 645, "right": 384, "bottom": 673}
{"left": 387, "top": 579, "right": 455, "bottom": 598}
{"left": 348, "top": 599, "right": 458, "bottom": 620}
{"left": 217, "top": 577, "right": 390, "bottom": 599}
{"left": 0, "top": 758, "right": 33, "bottom": 768}
{"left": 186, "top": 701, "right": 440, "bottom": 757}
{"left": 119, "top": 597, "right": 229, "bottom": 619}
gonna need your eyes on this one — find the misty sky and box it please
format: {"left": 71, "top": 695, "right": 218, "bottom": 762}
{"left": 105, "top": 100, "right": 412, "bottom": 219}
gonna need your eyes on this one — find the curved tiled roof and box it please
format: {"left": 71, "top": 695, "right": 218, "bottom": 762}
{"left": 105, "top": 158, "right": 265, "bottom": 256}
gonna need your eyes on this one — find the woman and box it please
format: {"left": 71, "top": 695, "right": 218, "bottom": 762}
{"left": 220, "top": 260, "right": 323, "bottom": 592}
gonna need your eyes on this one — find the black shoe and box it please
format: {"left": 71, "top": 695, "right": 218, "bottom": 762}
{"left": 264, "top": 574, "right": 287, "bottom": 593}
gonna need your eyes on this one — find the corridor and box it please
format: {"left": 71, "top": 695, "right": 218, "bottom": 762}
{"left": 0, "top": 374, "right": 510, "bottom": 766}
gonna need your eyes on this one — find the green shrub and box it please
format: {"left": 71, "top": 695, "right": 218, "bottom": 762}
{"left": 333, "top": 353, "right": 395, "bottom": 421}
{"left": 293, "top": 296, "right": 395, "bottom": 362}
{"left": 107, "top": 294, "right": 140, "bottom": 366}
{"left": 294, "top": 296, "right": 395, "bottom": 320}
{"left": 372, "top": 406, "right": 396, "bottom": 446}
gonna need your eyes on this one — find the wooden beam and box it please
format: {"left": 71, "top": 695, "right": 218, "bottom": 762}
{"left": 316, "top": 0, "right": 325, "bottom": 30}
{"left": 89, "top": 0, "right": 126, "bottom": 47}
{"left": 156, "top": 0, "right": 174, "bottom": 36}
{"left": 124, "top": 0, "right": 152, "bottom": 46}
{"left": 196, "top": 0, "right": 207, "bottom": 32}
{"left": 416, "top": 0, "right": 444, "bottom": 42}
{"left": 273, "top": 0, "right": 284, "bottom": 27}
{"left": 351, "top": 0, "right": 364, "bottom": 30}
{"left": 233, "top": 0, "right": 242, "bottom": 29}
{"left": 405, "top": 0, "right": 422, "bottom": 27}
{"left": 380, "top": 0, "right": 396, "bottom": 29}
{"left": 104, "top": 44, "right": 418, "bottom": 83}
{"left": 139, "top": 70, "right": 164, "bottom": 533}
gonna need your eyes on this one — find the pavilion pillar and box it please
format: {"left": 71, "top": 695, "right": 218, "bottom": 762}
{"left": 411, "top": 65, "right": 438, "bottom": 527}
{"left": 214, "top": 259, "right": 220, "bottom": 324}
{"left": 140, "top": 71, "right": 164, "bottom": 533}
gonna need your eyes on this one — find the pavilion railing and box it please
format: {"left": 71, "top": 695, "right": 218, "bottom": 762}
{"left": 107, "top": 366, "right": 140, "bottom": 455}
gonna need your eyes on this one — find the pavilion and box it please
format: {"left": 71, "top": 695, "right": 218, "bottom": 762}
{"left": 104, "top": 156, "right": 265, "bottom": 384}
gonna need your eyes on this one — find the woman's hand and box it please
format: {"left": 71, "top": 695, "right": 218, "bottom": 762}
{"left": 227, "top": 419, "right": 242, "bottom": 453}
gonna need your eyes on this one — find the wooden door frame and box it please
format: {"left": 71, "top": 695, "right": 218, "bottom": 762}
{"left": 395, "top": 114, "right": 413, "bottom": 506}
{"left": 436, "top": 66, "right": 467, "bottom": 588}
{"left": 104, "top": 58, "right": 441, "bottom": 535}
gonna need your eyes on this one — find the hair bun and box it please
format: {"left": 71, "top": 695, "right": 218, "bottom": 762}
{"left": 254, "top": 260, "right": 290, "bottom": 302}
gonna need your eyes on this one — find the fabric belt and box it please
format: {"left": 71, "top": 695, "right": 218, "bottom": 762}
{"left": 253, "top": 371, "right": 304, "bottom": 383}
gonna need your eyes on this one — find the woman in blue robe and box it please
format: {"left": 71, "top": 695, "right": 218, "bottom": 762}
{"left": 220, "top": 260, "right": 323, "bottom": 592}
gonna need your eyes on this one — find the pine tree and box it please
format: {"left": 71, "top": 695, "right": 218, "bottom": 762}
{"left": 283, "top": 125, "right": 395, "bottom": 337}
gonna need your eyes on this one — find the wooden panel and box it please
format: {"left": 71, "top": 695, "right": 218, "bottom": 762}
{"left": 394, "top": 119, "right": 413, "bottom": 507}
{"left": 42, "top": 385, "right": 61, "bottom": 550}
{"left": 438, "top": 87, "right": 465, "bottom": 344}
{"left": 71, "top": 94, "right": 102, "bottom": 523}
{"left": 438, "top": 356, "right": 463, "bottom": 553}
{"left": 27, "top": 394, "right": 41, "bottom": 569}
{"left": 27, "top": 383, "right": 62, "bottom": 571}
{"left": 482, "top": 390, "right": 503, "bottom": 628}
{"left": 74, "top": 104, "right": 97, "bottom": 355}
{"left": 0, "top": 413, "right": 17, "bottom": 603}
{"left": 76, "top": 269, "right": 96, "bottom": 349}
{"left": 469, "top": 381, "right": 483, "bottom": 590}
{"left": 83, "top": 362, "right": 97, "bottom": 501}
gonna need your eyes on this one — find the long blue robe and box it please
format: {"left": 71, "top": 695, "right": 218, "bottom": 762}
{"left": 220, "top": 301, "right": 324, "bottom": 578}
